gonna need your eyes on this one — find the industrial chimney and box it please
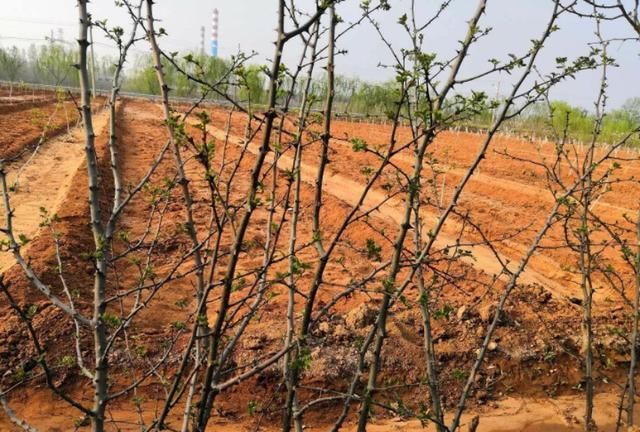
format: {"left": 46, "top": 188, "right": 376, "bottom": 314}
{"left": 200, "top": 26, "right": 205, "bottom": 56}
{"left": 211, "top": 8, "right": 219, "bottom": 57}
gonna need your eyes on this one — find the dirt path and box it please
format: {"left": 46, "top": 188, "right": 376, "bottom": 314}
{"left": 0, "top": 387, "right": 631, "bottom": 431}
{"left": 326, "top": 127, "right": 632, "bottom": 215}
{"left": 347, "top": 393, "right": 635, "bottom": 432}
{"left": 0, "top": 109, "right": 110, "bottom": 273}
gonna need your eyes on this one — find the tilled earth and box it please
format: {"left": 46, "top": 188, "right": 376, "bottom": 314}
{"left": 0, "top": 98, "right": 638, "bottom": 431}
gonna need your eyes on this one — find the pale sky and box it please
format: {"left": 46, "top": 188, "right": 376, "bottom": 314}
{"left": 0, "top": 0, "right": 638, "bottom": 109}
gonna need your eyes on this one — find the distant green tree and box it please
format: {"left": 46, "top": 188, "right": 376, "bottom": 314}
{"left": 174, "top": 53, "right": 231, "bottom": 97}
{"left": 350, "top": 80, "right": 399, "bottom": 116}
{"left": 124, "top": 53, "right": 231, "bottom": 97}
{"left": 0, "top": 46, "right": 25, "bottom": 97}
{"left": 31, "top": 44, "right": 78, "bottom": 87}
{"left": 201, "top": 55, "right": 230, "bottom": 86}
{"left": 334, "top": 75, "right": 361, "bottom": 113}
{"left": 550, "top": 100, "right": 593, "bottom": 137}
{"left": 622, "top": 97, "right": 640, "bottom": 125}
{"left": 236, "top": 64, "right": 265, "bottom": 105}
{"left": 124, "top": 55, "right": 161, "bottom": 94}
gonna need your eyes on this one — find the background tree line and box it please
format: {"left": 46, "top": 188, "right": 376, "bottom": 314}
{"left": 1, "top": 39, "right": 639, "bottom": 146}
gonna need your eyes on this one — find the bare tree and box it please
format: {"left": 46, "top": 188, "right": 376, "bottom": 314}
{"left": 3, "top": 1, "right": 640, "bottom": 431}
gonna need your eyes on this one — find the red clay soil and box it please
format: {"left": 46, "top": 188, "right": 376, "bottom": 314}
{"left": 0, "top": 99, "right": 638, "bottom": 431}
{"left": 202, "top": 107, "right": 640, "bottom": 303}
{"left": 0, "top": 97, "right": 106, "bottom": 161}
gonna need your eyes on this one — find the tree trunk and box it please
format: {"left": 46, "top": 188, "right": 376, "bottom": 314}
{"left": 77, "top": 1, "right": 108, "bottom": 431}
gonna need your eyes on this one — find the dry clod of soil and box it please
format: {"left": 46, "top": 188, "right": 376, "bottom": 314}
{"left": 317, "top": 321, "right": 331, "bottom": 334}
{"left": 533, "top": 284, "right": 552, "bottom": 304}
{"left": 306, "top": 346, "right": 358, "bottom": 381}
{"left": 457, "top": 305, "right": 469, "bottom": 321}
{"left": 478, "top": 303, "right": 494, "bottom": 322}
{"left": 332, "top": 324, "right": 350, "bottom": 339}
{"left": 345, "top": 303, "right": 377, "bottom": 330}
{"left": 242, "top": 334, "right": 269, "bottom": 351}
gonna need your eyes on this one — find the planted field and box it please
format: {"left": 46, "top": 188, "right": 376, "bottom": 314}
{"left": 0, "top": 98, "right": 637, "bottom": 431}
{"left": 1, "top": 1, "right": 640, "bottom": 432}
